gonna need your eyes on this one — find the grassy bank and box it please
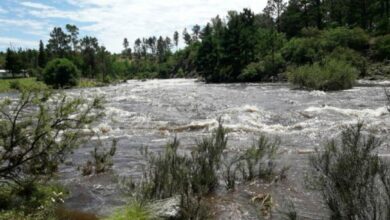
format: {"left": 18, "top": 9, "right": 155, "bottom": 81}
{"left": 0, "top": 78, "right": 47, "bottom": 93}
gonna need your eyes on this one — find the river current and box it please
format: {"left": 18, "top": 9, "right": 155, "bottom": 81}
{"left": 59, "top": 79, "right": 390, "bottom": 219}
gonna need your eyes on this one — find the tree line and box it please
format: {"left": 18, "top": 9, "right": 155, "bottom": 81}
{"left": 0, "top": 0, "right": 389, "bottom": 88}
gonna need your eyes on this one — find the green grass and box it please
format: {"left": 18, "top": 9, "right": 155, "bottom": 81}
{"left": 0, "top": 78, "right": 47, "bottom": 93}
{"left": 104, "top": 201, "right": 153, "bottom": 220}
{"left": 77, "top": 78, "right": 104, "bottom": 88}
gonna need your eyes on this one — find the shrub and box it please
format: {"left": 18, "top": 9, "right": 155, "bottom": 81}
{"left": 238, "top": 135, "right": 279, "bottom": 181}
{"left": 309, "top": 123, "right": 390, "bottom": 219}
{"left": 81, "top": 139, "right": 117, "bottom": 176}
{"left": 372, "top": 35, "right": 390, "bottom": 61}
{"left": 322, "top": 27, "right": 369, "bottom": 52}
{"left": 238, "top": 54, "right": 285, "bottom": 81}
{"left": 0, "top": 183, "right": 66, "bottom": 220}
{"left": 191, "top": 121, "right": 228, "bottom": 194}
{"left": 104, "top": 201, "right": 153, "bottom": 220}
{"left": 288, "top": 58, "right": 358, "bottom": 91}
{"left": 0, "top": 90, "right": 104, "bottom": 186}
{"left": 282, "top": 37, "right": 325, "bottom": 65}
{"left": 43, "top": 58, "right": 80, "bottom": 88}
{"left": 329, "top": 47, "right": 367, "bottom": 77}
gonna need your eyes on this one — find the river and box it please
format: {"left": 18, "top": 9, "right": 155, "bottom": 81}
{"left": 59, "top": 79, "right": 390, "bottom": 219}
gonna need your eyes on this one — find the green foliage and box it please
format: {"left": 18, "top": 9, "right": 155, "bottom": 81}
{"left": 0, "top": 183, "right": 65, "bottom": 220}
{"left": 288, "top": 58, "right": 358, "bottom": 91}
{"left": 372, "top": 35, "right": 390, "bottom": 61}
{"left": 239, "top": 54, "right": 285, "bottom": 81}
{"left": 81, "top": 139, "right": 117, "bottom": 176}
{"left": 43, "top": 58, "right": 80, "bottom": 88}
{"left": 0, "top": 89, "right": 104, "bottom": 186}
{"left": 328, "top": 47, "right": 368, "bottom": 76}
{"left": 309, "top": 123, "right": 390, "bottom": 219}
{"left": 5, "top": 48, "right": 23, "bottom": 77}
{"left": 104, "top": 201, "right": 153, "bottom": 220}
{"left": 191, "top": 122, "right": 228, "bottom": 194}
{"left": 322, "top": 27, "right": 369, "bottom": 52}
{"left": 238, "top": 135, "right": 279, "bottom": 181}
{"left": 127, "top": 122, "right": 228, "bottom": 219}
{"left": 0, "top": 78, "right": 47, "bottom": 93}
{"left": 282, "top": 37, "right": 324, "bottom": 65}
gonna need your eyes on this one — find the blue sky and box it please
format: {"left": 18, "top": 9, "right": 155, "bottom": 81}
{"left": 0, "top": 0, "right": 266, "bottom": 52}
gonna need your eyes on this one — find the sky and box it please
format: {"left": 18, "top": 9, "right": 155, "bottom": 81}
{"left": 0, "top": 0, "right": 267, "bottom": 53}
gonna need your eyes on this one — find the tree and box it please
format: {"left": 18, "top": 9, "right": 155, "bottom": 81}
{"left": 43, "top": 58, "right": 80, "bottom": 88}
{"left": 80, "top": 36, "right": 99, "bottom": 78}
{"left": 47, "top": 27, "right": 71, "bottom": 58}
{"left": 122, "top": 38, "right": 132, "bottom": 59}
{"left": 38, "top": 40, "right": 46, "bottom": 68}
{"left": 173, "top": 31, "right": 179, "bottom": 49}
{"left": 183, "top": 28, "right": 192, "bottom": 45}
{"left": 65, "top": 24, "right": 79, "bottom": 52}
{"left": 134, "top": 38, "right": 142, "bottom": 59}
{"left": 196, "top": 24, "right": 220, "bottom": 81}
{"left": 0, "top": 90, "right": 104, "bottom": 186}
{"left": 192, "top": 25, "right": 201, "bottom": 41}
{"left": 5, "top": 48, "right": 22, "bottom": 78}
{"left": 264, "top": 0, "right": 286, "bottom": 31}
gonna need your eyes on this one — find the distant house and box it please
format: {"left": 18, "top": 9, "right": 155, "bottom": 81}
{"left": 0, "top": 69, "right": 7, "bottom": 78}
{"left": 0, "top": 69, "right": 29, "bottom": 78}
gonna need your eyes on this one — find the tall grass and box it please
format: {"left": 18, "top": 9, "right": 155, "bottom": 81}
{"left": 0, "top": 78, "right": 47, "bottom": 93}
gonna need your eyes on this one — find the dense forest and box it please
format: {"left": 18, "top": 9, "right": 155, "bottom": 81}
{"left": 0, "top": 0, "right": 389, "bottom": 89}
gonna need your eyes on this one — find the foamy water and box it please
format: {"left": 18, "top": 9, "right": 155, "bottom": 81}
{"left": 58, "top": 79, "right": 389, "bottom": 218}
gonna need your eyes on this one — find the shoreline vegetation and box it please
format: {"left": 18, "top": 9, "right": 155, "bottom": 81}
{"left": 0, "top": 1, "right": 389, "bottom": 92}
{"left": 1, "top": 0, "right": 390, "bottom": 219}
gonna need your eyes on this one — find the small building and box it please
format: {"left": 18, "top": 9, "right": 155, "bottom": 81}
{"left": 0, "top": 69, "right": 7, "bottom": 78}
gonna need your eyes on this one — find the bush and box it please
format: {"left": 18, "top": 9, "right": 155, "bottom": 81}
{"left": 0, "top": 183, "right": 66, "bottom": 220}
{"left": 238, "top": 135, "right": 279, "bottom": 181}
{"left": 322, "top": 27, "right": 369, "bottom": 52}
{"left": 288, "top": 58, "right": 358, "bottom": 91}
{"left": 282, "top": 37, "right": 325, "bottom": 65}
{"left": 329, "top": 47, "right": 367, "bottom": 77}
{"left": 43, "top": 58, "right": 80, "bottom": 88}
{"left": 372, "top": 35, "right": 390, "bottom": 61}
{"left": 81, "top": 139, "right": 117, "bottom": 176}
{"left": 238, "top": 54, "right": 285, "bottom": 81}
{"left": 104, "top": 201, "right": 153, "bottom": 220}
{"left": 0, "top": 90, "right": 104, "bottom": 186}
{"left": 309, "top": 123, "right": 390, "bottom": 219}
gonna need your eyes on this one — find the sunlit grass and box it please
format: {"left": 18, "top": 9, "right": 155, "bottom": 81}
{"left": 0, "top": 78, "right": 47, "bottom": 93}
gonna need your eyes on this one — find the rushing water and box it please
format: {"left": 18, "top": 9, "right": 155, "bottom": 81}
{"left": 58, "top": 79, "right": 390, "bottom": 219}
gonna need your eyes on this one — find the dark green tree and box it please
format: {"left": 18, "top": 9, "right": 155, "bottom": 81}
{"left": 43, "top": 58, "right": 80, "bottom": 88}
{"left": 5, "top": 48, "right": 22, "bottom": 78}
{"left": 38, "top": 40, "right": 46, "bottom": 68}
{"left": 47, "top": 27, "right": 71, "bottom": 58}
{"left": 183, "top": 28, "right": 192, "bottom": 45}
{"left": 65, "top": 24, "right": 79, "bottom": 52}
{"left": 173, "top": 31, "right": 179, "bottom": 49}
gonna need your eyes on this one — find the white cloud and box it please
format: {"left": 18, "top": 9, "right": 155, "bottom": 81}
{"left": 20, "top": 2, "right": 54, "bottom": 10}
{"left": 0, "top": 18, "right": 49, "bottom": 36}
{"left": 21, "top": 0, "right": 268, "bottom": 52}
{"left": 0, "top": 6, "right": 7, "bottom": 14}
{"left": 0, "top": 37, "right": 38, "bottom": 49}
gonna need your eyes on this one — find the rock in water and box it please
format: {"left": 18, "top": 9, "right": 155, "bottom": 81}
{"left": 150, "top": 196, "right": 181, "bottom": 218}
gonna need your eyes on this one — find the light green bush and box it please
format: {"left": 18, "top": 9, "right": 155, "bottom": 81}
{"left": 288, "top": 58, "right": 358, "bottom": 91}
{"left": 104, "top": 201, "right": 152, "bottom": 220}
